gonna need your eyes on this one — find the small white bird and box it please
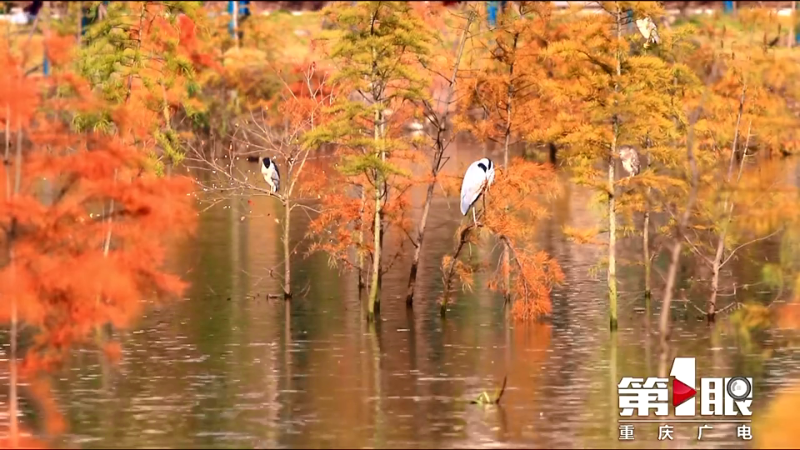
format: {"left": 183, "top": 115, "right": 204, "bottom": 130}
{"left": 619, "top": 145, "right": 641, "bottom": 178}
{"left": 460, "top": 157, "right": 496, "bottom": 226}
{"left": 635, "top": 16, "right": 661, "bottom": 48}
{"left": 261, "top": 157, "right": 281, "bottom": 193}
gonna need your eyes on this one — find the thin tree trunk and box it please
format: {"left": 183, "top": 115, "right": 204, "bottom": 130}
{"left": 501, "top": 32, "right": 519, "bottom": 306}
{"left": 644, "top": 143, "right": 652, "bottom": 302}
{"left": 608, "top": 6, "right": 622, "bottom": 331}
{"left": 358, "top": 188, "right": 366, "bottom": 293}
{"left": 644, "top": 208, "right": 651, "bottom": 300}
{"left": 659, "top": 105, "right": 702, "bottom": 376}
{"left": 368, "top": 179, "right": 382, "bottom": 321}
{"left": 708, "top": 86, "right": 746, "bottom": 321}
{"left": 405, "top": 12, "right": 473, "bottom": 309}
{"left": 709, "top": 121, "right": 751, "bottom": 321}
{"left": 4, "top": 104, "right": 9, "bottom": 195}
{"left": 283, "top": 198, "right": 292, "bottom": 299}
{"left": 6, "top": 121, "right": 22, "bottom": 448}
{"left": 367, "top": 105, "right": 384, "bottom": 321}
{"left": 125, "top": 3, "right": 146, "bottom": 104}
{"left": 406, "top": 178, "right": 435, "bottom": 308}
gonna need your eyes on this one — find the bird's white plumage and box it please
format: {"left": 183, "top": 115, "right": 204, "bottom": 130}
{"left": 460, "top": 158, "right": 496, "bottom": 216}
{"left": 635, "top": 17, "right": 661, "bottom": 47}
{"left": 619, "top": 145, "right": 641, "bottom": 178}
{"left": 261, "top": 157, "right": 281, "bottom": 193}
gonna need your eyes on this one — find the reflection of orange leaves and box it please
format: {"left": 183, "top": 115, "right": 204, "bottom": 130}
{"left": 25, "top": 376, "right": 67, "bottom": 437}
{"left": 104, "top": 341, "right": 123, "bottom": 364}
{"left": 755, "top": 380, "right": 800, "bottom": 449}
{"left": 775, "top": 301, "right": 800, "bottom": 330}
{"left": 0, "top": 432, "right": 47, "bottom": 449}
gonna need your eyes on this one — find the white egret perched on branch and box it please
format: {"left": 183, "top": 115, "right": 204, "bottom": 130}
{"left": 635, "top": 16, "right": 661, "bottom": 48}
{"left": 460, "top": 157, "right": 496, "bottom": 226}
{"left": 619, "top": 145, "right": 641, "bottom": 178}
{"left": 261, "top": 157, "right": 281, "bottom": 193}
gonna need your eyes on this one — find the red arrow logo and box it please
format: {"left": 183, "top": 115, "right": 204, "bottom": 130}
{"left": 673, "top": 378, "right": 697, "bottom": 407}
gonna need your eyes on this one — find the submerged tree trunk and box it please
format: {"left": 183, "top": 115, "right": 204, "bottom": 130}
{"left": 405, "top": 179, "right": 434, "bottom": 308}
{"left": 501, "top": 32, "right": 519, "bottom": 306}
{"left": 367, "top": 105, "right": 384, "bottom": 321}
{"left": 6, "top": 121, "right": 21, "bottom": 448}
{"left": 608, "top": 7, "right": 622, "bottom": 331}
{"left": 283, "top": 198, "right": 292, "bottom": 299}
{"left": 357, "top": 188, "right": 366, "bottom": 293}
{"left": 708, "top": 87, "right": 746, "bottom": 322}
{"left": 643, "top": 208, "right": 651, "bottom": 301}
{"left": 405, "top": 12, "right": 473, "bottom": 309}
{"left": 659, "top": 105, "right": 702, "bottom": 375}
{"left": 368, "top": 179, "right": 382, "bottom": 321}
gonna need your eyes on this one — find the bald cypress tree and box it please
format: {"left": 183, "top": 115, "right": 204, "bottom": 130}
{"left": 307, "top": 1, "right": 433, "bottom": 321}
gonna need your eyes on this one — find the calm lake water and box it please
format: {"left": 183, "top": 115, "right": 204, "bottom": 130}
{"left": 3, "top": 139, "right": 800, "bottom": 449}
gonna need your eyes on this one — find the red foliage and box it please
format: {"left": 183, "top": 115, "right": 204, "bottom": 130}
{"left": 285, "top": 61, "right": 336, "bottom": 100}
{"left": 177, "top": 13, "right": 220, "bottom": 71}
{"left": 0, "top": 35, "right": 197, "bottom": 445}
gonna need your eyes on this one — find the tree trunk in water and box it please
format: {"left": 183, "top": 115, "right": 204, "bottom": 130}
{"left": 608, "top": 7, "right": 622, "bottom": 331}
{"left": 405, "top": 12, "right": 474, "bottom": 309}
{"left": 357, "top": 187, "right": 366, "bottom": 293}
{"left": 376, "top": 211, "right": 384, "bottom": 314}
{"left": 367, "top": 183, "right": 382, "bottom": 321}
{"left": 608, "top": 150, "right": 618, "bottom": 331}
{"left": 643, "top": 209, "right": 651, "bottom": 301}
{"left": 8, "top": 273, "right": 18, "bottom": 447}
{"left": 7, "top": 123, "right": 22, "bottom": 447}
{"left": 502, "top": 53, "right": 515, "bottom": 306}
{"left": 659, "top": 103, "right": 701, "bottom": 377}
{"left": 708, "top": 93, "right": 747, "bottom": 321}
{"left": 406, "top": 181, "right": 434, "bottom": 308}
{"left": 283, "top": 199, "right": 292, "bottom": 299}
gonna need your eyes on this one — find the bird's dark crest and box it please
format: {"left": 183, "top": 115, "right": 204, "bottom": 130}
{"left": 478, "top": 162, "right": 488, "bottom": 172}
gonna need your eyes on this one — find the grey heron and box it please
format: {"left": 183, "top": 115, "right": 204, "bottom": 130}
{"left": 460, "top": 157, "right": 496, "bottom": 226}
{"left": 619, "top": 145, "right": 641, "bottom": 178}
{"left": 635, "top": 16, "right": 661, "bottom": 48}
{"left": 261, "top": 157, "right": 281, "bottom": 193}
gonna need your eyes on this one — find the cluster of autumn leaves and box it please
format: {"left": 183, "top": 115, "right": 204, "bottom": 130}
{"left": 3, "top": 0, "right": 800, "bottom": 445}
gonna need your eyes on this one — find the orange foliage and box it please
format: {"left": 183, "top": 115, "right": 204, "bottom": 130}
{"left": 177, "top": 13, "right": 220, "bottom": 71}
{"left": 0, "top": 35, "right": 196, "bottom": 444}
{"left": 442, "top": 159, "right": 565, "bottom": 320}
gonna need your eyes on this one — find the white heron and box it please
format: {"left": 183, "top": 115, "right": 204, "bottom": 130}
{"left": 635, "top": 16, "right": 661, "bottom": 48}
{"left": 261, "top": 157, "right": 281, "bottom": 193}
{"left": 619, "top": 145, "right": 641, "bottom": 178}
{"left": 460, "top": 157, "right": 496, "bottom": 226}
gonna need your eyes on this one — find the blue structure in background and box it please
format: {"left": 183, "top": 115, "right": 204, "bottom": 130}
{"left": 723, "top": 1, "right": 734, "bottom": 13}
{"left": 229, "top": 1, "right": 250, "bottom": 39}
{"left": 627, "top": 9, "right": 634, "bottom": 33}
{"left": 487, "top": 1, "right": 498, "bottom": 27}
{"left": 486, "top": 1, "right": 507, "bottom": 28}
{"left": 228, "top": 0, "right": 236, "bottom": 36}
